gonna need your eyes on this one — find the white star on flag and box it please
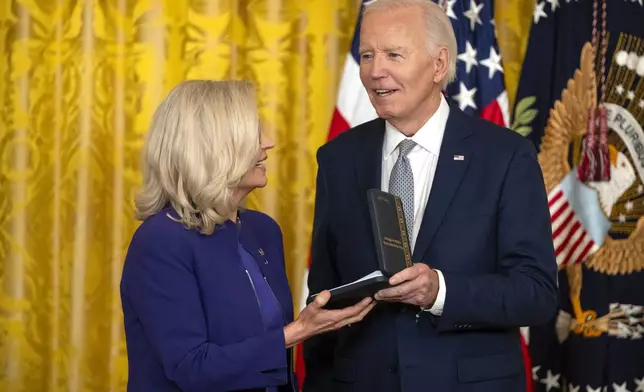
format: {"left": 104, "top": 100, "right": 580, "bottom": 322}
{"left": 613, "top": 382, "right": 630, "bottom": 392}
{"left": 546, "top": 0, "right": 560, "bottom": 11}
{"left": 454, "top": 82, "right": 477, "bottom": 111}
{"left": 464, "top": 0, "right": 484, "bottom": 30}
{"left": 616, "top": 84, "right": 625, "bottom": 95}
{"left": 532, "top": 366, "right": 541, "bottom": 381}
{"left": 480, "top": 47, "right": 504, "bottom": 78}
{"left": 634, "top": 377, "right": 644, "bottom": 392}
{"left": 458, "top": 41, "right": 478, "bottom": 73}
{"left": 442, "top": 0, "right": 510, "bottom": 122}
{"left": 444, "top": 0, "right": 458, "bottom": 20}
{"left": 627, "top": 90, "right": 636, "bottom": 100}
{"left": 541, "top": 370, "right": 561, "bottom": 392}
{"left": 534, "top": 1, "right": 547, "bottom": 23}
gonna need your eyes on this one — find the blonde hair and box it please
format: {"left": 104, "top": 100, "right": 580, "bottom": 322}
{"left": 135, "top": 80, "right": 260, "bottom": 235}
{"left": 363, "top": 0, "right": 457, "bottom": 88}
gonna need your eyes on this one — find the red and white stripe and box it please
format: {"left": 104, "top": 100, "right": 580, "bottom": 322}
{"left": 548, "top": 185, "right": 599, "bottom": 267}
{"left": 328, "top": 54, "right": 377, "bottom": 139}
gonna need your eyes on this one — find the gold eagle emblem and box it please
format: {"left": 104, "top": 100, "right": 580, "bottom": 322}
{"left": 539, "top": 42, "right": 644, "bottom": 276}
{"left": 537, "top": 41, "right": 644, "bottom": 339}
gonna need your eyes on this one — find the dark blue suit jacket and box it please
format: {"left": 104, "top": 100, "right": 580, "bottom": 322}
{"left": 303, "top": 104, "right": 558, "bottom": 392}
{"left": 120, "top": 208, "right": 297, "bottom": 392}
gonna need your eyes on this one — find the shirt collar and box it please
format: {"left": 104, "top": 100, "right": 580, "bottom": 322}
{"left": 383, "top": 93, "right": 450, "bottom": 158}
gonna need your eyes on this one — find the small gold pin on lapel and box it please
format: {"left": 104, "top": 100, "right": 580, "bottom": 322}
{"left": 258, "top": 248, "right": 265, "bottom": 256}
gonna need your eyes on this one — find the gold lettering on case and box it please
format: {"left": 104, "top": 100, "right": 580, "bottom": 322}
{"left": 394, "top": 197, "right": 413, "bottom": 267}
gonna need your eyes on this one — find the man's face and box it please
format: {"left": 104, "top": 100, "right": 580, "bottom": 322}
{"left": 359, "top": 5, "right": 439, "bottom": 124}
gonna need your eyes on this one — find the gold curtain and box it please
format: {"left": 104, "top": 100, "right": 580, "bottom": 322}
{"left": 495, "top": 0, "right": 535, "bottom": 109}
{"left": 0, "top": 0, "right": 358, "bottom": 391}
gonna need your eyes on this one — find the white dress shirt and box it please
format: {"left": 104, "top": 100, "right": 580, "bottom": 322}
{"left": 380, "top": 94, "right": 449, "bottom": 315}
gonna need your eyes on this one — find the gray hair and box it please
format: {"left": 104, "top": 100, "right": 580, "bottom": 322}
{"left": 363, "top": 0, "right": 457, "bottom": 88}
{"left": 135, "top": 80, "right": 260, "bottom": 235}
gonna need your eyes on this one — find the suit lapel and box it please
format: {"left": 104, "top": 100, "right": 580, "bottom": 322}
{"left": 353, "top": 120, "right": 385, "bottom": 273}
{"left": 413, "top": 107, "right": 474, "bottom": 262}
{"left": 354, "top": 119, "right": 385, "bottom": 205}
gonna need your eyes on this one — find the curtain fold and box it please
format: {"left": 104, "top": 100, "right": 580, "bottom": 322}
{"left": 0, "top": 1, "right": 358, "bottom": 390}
{"left": 495, "top": 0, "right": 535, "bottom": 110}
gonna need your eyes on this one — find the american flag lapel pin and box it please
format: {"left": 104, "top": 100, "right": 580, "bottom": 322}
{"left": 453, "top": 154, "right": 465, "bottom": 161}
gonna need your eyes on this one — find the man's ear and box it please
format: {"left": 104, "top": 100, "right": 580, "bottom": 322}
{"left": 433, "top": 46, "right": 450, "bottom": 86}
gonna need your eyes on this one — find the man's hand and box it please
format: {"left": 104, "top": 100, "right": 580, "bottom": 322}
{"left": 374, "top": 263, "right": 439, "bottom": 308}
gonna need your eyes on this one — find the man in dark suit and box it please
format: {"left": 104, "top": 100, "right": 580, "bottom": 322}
{"left": 302, "top": 0, "right": 558, "bottom": 391}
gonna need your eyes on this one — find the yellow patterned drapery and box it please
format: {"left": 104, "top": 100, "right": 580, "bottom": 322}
{"left": 0, "top": 0, "right": 359, "bottom": 391}
{"left": 495, "top": 0, "right": 535, "bottom": 110}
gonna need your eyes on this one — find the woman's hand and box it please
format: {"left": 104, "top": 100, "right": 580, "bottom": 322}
{"left": 284, "top": 291, "right": 375, "bottom": 348}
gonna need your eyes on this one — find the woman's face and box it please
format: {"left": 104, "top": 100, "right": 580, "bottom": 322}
{"left": 236, "top": 129, "right": 275, "bottom": 196}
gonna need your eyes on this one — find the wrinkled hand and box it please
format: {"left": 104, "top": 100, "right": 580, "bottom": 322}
{"left": 374, "top": 263, "right": 439, "bottom": 308}
{"left": 285, "top": 292, "right": 375, "bottom": 347}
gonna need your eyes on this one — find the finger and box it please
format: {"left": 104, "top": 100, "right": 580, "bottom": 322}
{"left": 343, "top": 297, "right": 374, "bottom": 315}
{"left": 387, "top": 267, "right": 417, "bottom": 286}
{"left": 399, "top": 294, "right": 427, "bottom": 307}
{"left": 375, "top": 279, "right": 423, "bottom": 301}
{"left": 389, "top": 263, "right": 427, "bottom": 285}
{"left": 327, "top": 301, "right": 377, "bottom": 332}
{"left": 311, "top": 290, "right": 331, "bottom": 308}
{"left": 396, "top": 272, "right": 437, "bottom": 306}
{"left": 346, "top": 296, "right": 374, "bottom": 311}
{"left": 354, "top": 299, "right": 376, "bottom": 321}
{"left": 328, "top": 297, "right": 373, "bottom": 321}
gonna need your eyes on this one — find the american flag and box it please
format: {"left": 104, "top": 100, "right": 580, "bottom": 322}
{"left": 441, "top": 0, "right": 509, "bottom": 125}
{"left": 295, "top": 0, "right": 523, "bottom": 389}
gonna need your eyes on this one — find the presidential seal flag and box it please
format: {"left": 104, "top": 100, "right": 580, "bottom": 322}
{"left": 514, "top": 0, "right": 644, "bottom": 390}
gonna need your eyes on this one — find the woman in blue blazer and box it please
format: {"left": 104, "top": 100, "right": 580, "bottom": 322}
{"left": 120, "top": 80, "right": 375, "bottom": 392}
